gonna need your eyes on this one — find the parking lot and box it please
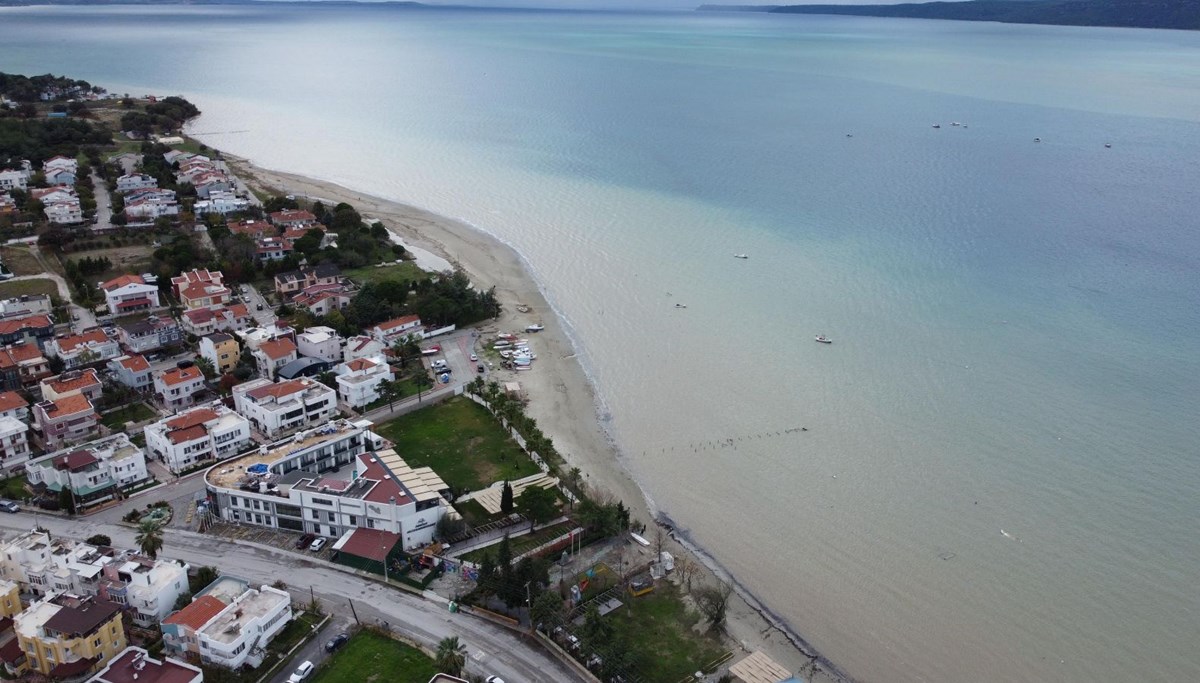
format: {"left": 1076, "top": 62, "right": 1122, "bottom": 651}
{"left": 206, "top": 520, "right": 338, "bottom": 562}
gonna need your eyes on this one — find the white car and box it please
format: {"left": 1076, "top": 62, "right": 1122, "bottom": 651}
{"left": 309, "top": 537, "right": 327, "bottom": 552}
{"left": 287, "top": 661, "right": 314, "bottom": 683}
{"left": 470, "top": 353, "right": 478, "bottom": 361}
{"left": 485, "top": 677, "right": 506, "bottom": 683}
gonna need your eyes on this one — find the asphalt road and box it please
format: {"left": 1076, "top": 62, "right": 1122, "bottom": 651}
{"left": 240, "top": 282, "right": 277, "bottom": 327}
{"left": 90, "top": 171, "right": 112, "bottom": 233}
{"left": 0, "top": 512, "right": 576, "bottom": 682}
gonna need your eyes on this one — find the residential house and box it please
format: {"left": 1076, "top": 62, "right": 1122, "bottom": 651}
{"left": 176, "top": 280, "right": 231, "bottom": 310}
{"left": 188, "top": 171, "right": 231, "bottom": 199}
{"left": 163, "top": 577, "right": 291, "bottom": 670}
{"left": 273, "top": 263, "right": 341, "bottom": 298}
{"left": 144, "top": 402, "right": 251, "bottom": 475}
{"left": 370, "top": 315, "right": 423, "bottom": 344}
{"left": 333, "top": 356, "right": 394, "bottom": 409}
{"left": 31, "top": 394, "right": 99, "bottom": 451}
{"left": 227, "top": 219, "right": 275, "bottom": 238}
{"left": 30, "top": 186, "right": 74, "bottom": 205}
{"left": 11, "top": 594, "right": 125, "bottom": 680}
{"left": 117, "top": 315, "right": 182, "bottom": 355}
{"left": 42, "top": 155, "right": 78, "bottom": 183}
{"left": 198, "top": 333, "right": 240, "bottom": 375}
{"left": 231, "top": 377, "right": 337, "bottom": 438}
{"left": 114, "top": 173, "right": 156, "bottom": 194}
{"left": 193, "top": 190, "right": 249, "bottom": 216}
{"left": 0, "top": 391, "right": 27, "bottom": 421}
{"left": 35, "top": 186, "right": 83, "bottom": 224}
{"left": 89, "top": 646, "right": 203, "bottom": 683}
{"left": 123, "top": 192, "right": 179, "bottom": 221}
{"left": 105, "top": 355, "right": 152, "bottom": 393}
{"left": 39, "top": 368, "right": 103, "bottom": 402}
{"left": 99, "top": 556, "right": 189, "bottom": 628}
{"left": 204, "top": 433, "right": 450, "bottom": 550}
{"left": 252, "top": 338, "right": 297, "bottom": 380}
{"left": 99, "top": 274, "right": 160, "bottom": 315}
{"left": 0, "top": 314, "right": 55, "bottom": 348}
{"left": 343, "top": 335, "right": 386, "bottom": 363}
{"left": 0, "top": 192, "right": 16, "bottom": 216}
{"left": 0, "top": 293, "right": 53, "bottom": 317}
{"left": 295, "top": 326, "right": 343, "bottom": 363}
{"left": 235, "top": 324, "right": 293, "bottom": 352}
{"left": 255, "top": 235, "right": 292, "bottom": 262}
{"left": 45, "top": 330, "right": 120, "bottom": 369}
{"left": 0, "top": 167, "right": 28, "bottom": 192}
{"left": 153, "top": 365, "right": 205, "bottom": 411}
{"left": 0, "top": 579, "right": 19, "bottom": 619}
{"left": 25, "top": 433, "right": 149, "bottom": 507}
{"left": 292, "top": 284, "right": 352, "bottom": 316}
{"left": 171, "top": 269, "right": 224, "bottom": 299}
{"left": 179, "top": 303, "right": 250, "bottom": 337}
{"left": 0, "top": 416, "right": 30, "bottom": 473}
{"left": 0, "top": 341, "right": 51, "bottom": 390}
{"left": 268, "top": 209, "right": 318, "bottom": 229}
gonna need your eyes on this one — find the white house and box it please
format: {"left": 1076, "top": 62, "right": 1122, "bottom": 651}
{"left": 232, "top": 377, "right": 337, "bottom": 438}
{"left": 44, "top": 197, "right": 83, "bottom": 225}
{"left": 106, "top": 354, "right": 153, "bottom": 393}
{"left": 0, "top": 166, "right": 29, "bottom": 192}
{"left": 99, "top": 273, "right": 161, "bottom": 315}
{"left": 44, "top": 329, "right": 121, "bottom": 369}
{"left": 370, "top": 315, "right": 423, "bottom": 344}
{"left": 333, "top": 356, "right": 394, "bottom": 409}
{"left": 252, "top": 338, "right": 297, "bottom": 380}
{"left": 180, "top": 303, "right": 251, "bottom": 337}
{"left": 144, "top": 402, "right": 252, "bottom": 475}
{"left": 115, "top": 173, "right": 157, "bottom": 194}
{"left": 25, "top": 432, "right": 149, "bottom": 508}
{"left": 164, "top": 577, "right": 291, "bottom": 670}
{"left": 343, "top": 335, "right": 387, "bottom": 363}
{"left": 124, "top": 194, "right": 179, "bottom": 220}
{"left": 295, "top": 326, "right": 343, "bottom": 363}
{"left": 153, "top": 364, "right": 205, "bottom": 410}
{"left": 0, "top": 415, "right": 31, "bottom": 473}
{"left": 102, "top": 555, "right": 190, "bottom": 627}
{"left": 194, "top": 190, "right": 250, "bottom": 216}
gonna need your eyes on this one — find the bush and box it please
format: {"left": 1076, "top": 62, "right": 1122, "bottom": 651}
{"left": 86, "top": 534, "right": 112, "bottom": 546}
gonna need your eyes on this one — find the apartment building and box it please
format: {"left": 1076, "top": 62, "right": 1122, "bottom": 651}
{"left": 0, "top": 341, "right": 51, "bottom": 390}
{"left": 106, "top": 355, "right": 152, "bottom": 393}
{"left": 144, "top": 402, "right": 252, "bottom": 475}
{"left": 333, "top": 356, "right": 394, "bottom": 409}
{"left": 162, "top": 576, "right": 291, "bottom": 670}
{"left": 25, "top": 433, "right": 149, "bottom": 509}
{"left": 153, "top": 365, "right": 205, "bottom": 411}
{"left": 39, "top": 368, "right": 103, "bottom": 403}
{"left": 251, "top": 338, "right": 297, "bottom": 380}
{"left": 45, "top": 330, "right": 120, "bottom": 369}
{"left": 12, "top": 594, "right": 125, "bottom": 680}
{"left": 31, "top": 394, "right": 99, "bottom": 452}
{"left": 198, "top": 333, "right": 240, "bottom": 375}
{"left": 231, "top": 377, "right": 336, "bottom": 439}
{"left": 295, "top": 326, "right": 343, "bottom": 363}
{"left": 117, "top": 315, "right": 182, "bottom": 355}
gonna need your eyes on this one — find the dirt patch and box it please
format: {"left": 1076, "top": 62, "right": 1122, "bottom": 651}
{"left": 0, "top": 246, "right": 45, "bottom": 276}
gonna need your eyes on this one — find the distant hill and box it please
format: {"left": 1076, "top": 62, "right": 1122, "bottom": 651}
{"left": 699, "top": 0, "right": 1200, "bottom": 31}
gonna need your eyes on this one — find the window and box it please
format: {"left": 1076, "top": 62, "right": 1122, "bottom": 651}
{"left": 310, "top": 509, "right": 319, "bottom": 520}
{"left": 326, "top": 511, "right": 335, "bottom": 522}
{"left": 94, "top": 637, "right": 102, "bottom": 647}
{"left": 348, "top": 515, "right": 357, "bottom": 526}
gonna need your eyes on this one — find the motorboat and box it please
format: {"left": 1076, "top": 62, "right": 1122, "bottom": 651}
{"left": 1034, "top": 137, "right": 1042, "bottom": 143}
{"left": 815, "top": 335, "right": 832, "bottom": 344}
{"left": 932, "top": 124, "right": 941, "bottom": 129}
{"left": 1105, "top": 143, "right": 1112, "bottom": 148}
{"left": 526, "top": 324, "right": 545, "bottom": 332}
{"left": 951, "top": 121, "right": 961, "bottom": 127}
{"left": 734, "top": 253, "right": 749, "bottom": 260}
{"left": 674, "top": 303, "right": 687, "bottom": 309}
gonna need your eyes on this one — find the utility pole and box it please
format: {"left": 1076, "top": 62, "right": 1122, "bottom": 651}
{"left": 347, "top": 598, "right": 360, "bottom": 625}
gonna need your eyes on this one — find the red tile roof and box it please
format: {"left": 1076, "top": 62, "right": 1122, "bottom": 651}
{"left": 43, "top": 368, "right": 101, "bottom": 394}
{"left": 53, "top": 450, "right": 98, "bottom": 472}
{"left": 0, "top": 390, "right": 26, "bottom": 413}
{"left": 54, "top": 329, "right": 110, "bottom": 353}
{"left": 0, "top": 314, "right": 52, "bottom": 335}
{"left": 163, "top": 595, "right": 226, "bottom": 631}
{"left": 245, "top": 379, "right": 307, "bottom": 400}
{"left": 377, "top": 315, "right": 421, "bottom": 332}
{"left": 100, "top": 274, "right": 145, "bottom": 291}
{"left": 258, "top": 338, "right": 296, "bottom": 361}
{"left": 269, "top": 209, "right": 317, "bottom": 225}
{"left": 227, "top": 303, "right": 249, "bottom": 318}
{"left": 41, "top": 393, "right": 94, "bottom": 419}
{"left": 166, "top": 408, "right": 218, "bottom": 431}
{"left": 344, "top": 358, "right": 376, "bottom": 372}
{"left": 167, "top": 425, "right": 207, "bottom": 445}
{"left": 337, "top": 527, "right": 401, "bottom": 563}
{"left": 159, "top": 366, "right": 202, "bottom": 387}
{"left": 359, "top": 452, "right": 410, "bottom": 505}
{"left": 179, "top": 283, "right": 230, "bottom": 302}
{"left": 116, "top": 354, "right": 151, "bottom": 373}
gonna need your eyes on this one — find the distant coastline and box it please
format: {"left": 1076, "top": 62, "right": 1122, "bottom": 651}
{"left": 699, "top": 0, "right": 1200, "bottom": 31}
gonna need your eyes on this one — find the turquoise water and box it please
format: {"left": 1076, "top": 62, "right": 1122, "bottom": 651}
{"left": 2, "top": 8, "right": 1198, "bottom": 682}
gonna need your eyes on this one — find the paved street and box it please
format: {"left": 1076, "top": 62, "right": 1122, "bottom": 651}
{"left": 241, "top": 282, "right": 277, "bottom": 326}
{"left": 0, "top": 512, "right": 579, "bottom": 682}
{"left": 90, "top": 170, "right": 112, "bottom": 233}
{"left": 269, "top": 617, "right": 343, "bottom": 683}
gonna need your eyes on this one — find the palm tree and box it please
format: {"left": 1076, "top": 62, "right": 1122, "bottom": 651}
{"left": 434, "top": 636, "right": 467, "bottom": 676}
{"left": 136, "top": 521, "right": 164, "bottom": 559}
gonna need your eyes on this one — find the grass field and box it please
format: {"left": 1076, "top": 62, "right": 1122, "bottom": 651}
{"left": 310, "top": 631, "right": 438, "bottom": 683}
{"left": 0, "top": 278, "right": 59, "bottom": 299}
{"left": 372, "top": 396, "right": 540, "bottom": 493}
{"left": 345, "top": 261, "right": 427, "bottom": 287}
{"left": 459, "top": 521, "right": 576, "bottom": 564}
{"left": 0, "top": 246, "right": 46, "bottom": 277}
{"left": 100, "top": 403, "right": 157, "bottom": 429}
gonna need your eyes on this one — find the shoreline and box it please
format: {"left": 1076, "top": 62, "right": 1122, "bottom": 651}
{"left": 220, "top": 153, "right": 853, "bottom": 683}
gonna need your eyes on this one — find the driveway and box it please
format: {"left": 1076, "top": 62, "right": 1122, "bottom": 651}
{"left": 4, "top": 269, "right": 96, "bottom": 332}
{"left": 90, "top": 171, "right": 112, "bottom": 233}
{"left": 269, "top": 618, "right": 344, "bottom": 683}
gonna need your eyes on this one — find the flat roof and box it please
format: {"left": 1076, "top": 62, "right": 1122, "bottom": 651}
{"left": 91, "top": 647, "right": 202, "bottom": 683}
{"left": 206, "top": 421, "right": 361, "bottom": 490}
{"left": 199, "top": 587, "right": 287, "bottom": 645}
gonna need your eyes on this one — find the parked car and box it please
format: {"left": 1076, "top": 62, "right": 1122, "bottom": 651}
{"left": 309, "top": 537, "right": 327, "bottom": 552}
{"left": 287, "top": 661, "right": 314, "bottom": 683}
{"left": 325, "top": 632, "right": 350, "bottom": 652}
{"left": 295, "top": 533, "right": 315, "bottom": 549}
{"left": 477, "top": 364, "right": 485, "bottom": 373}
{"left": 0, "top": 499, "right": 20, "bottom": 514}
{"left": 470, "top": 353, "right": 478, "bottom": 361}
{"left": 485, "top": 677, "right": 506, "bottom": 683}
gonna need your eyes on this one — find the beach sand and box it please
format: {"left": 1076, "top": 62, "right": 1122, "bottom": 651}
{"left": 226, "top": 156, "right": 847, "bottom": 683}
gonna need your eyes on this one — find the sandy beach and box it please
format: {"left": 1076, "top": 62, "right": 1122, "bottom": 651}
{"left": 225, "top": 156, "right": 847, "bottom": 683}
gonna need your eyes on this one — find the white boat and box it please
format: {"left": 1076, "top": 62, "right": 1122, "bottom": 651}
{"left": 1105, "top": 143, "right": 1112, "bottom": 148}
{"left": 499, "top": 350, "right": 512, "bottom": 359}
{"left": 498, "top": 333, "right": 517, "bottom": 341}
{"left": 951, "top": 121, "right": 961, "bottom": 127}
{"left": 815, "top": 335, "right": 832, "bottom": 344}
{"left": 733, "top": 253, "right": 749, "bottom": 260}
{"left": 674, "top": 303, "right": 687, "bottom": 309}
{"left": 526, "top": 324, "right": 545, "bottom": 332}
{"left": 932, "top": 124, "right": 941, "bottom": 129}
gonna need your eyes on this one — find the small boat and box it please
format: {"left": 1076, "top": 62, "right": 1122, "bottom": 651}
{"left": 951, "top": 121, "right": 961, "bottom": 127}
{"left": 932, "top": 124, "right": 941, "bottom": 129}
{"left": 1104, "top": 143, "right": 1112, "bottom": 148}
{"left": 497, "top": 333, "right": 517, "bottom": 341}
{"left": 815, "top": 335, "right": 832, "bottom": 344}
{"left": 674, "top": 303, "right": 687, "bottom": 309}
{"left": 733, "top": 253, "right": 749, "bottom": 260}
{"left": 1034, "top": 137, "right": 1042, "bottom": 143}
{"left": 525, "top": 324, "right": 544, "bottom": 332}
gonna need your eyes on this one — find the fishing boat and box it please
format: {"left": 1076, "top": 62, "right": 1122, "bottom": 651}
{"left": 815, "top": 335, "right": 832, "bottom": 344}
{"left": 674, "top": 303, "right": 687, "bottom": 309}
{"left": 733, "top": 253, "right": 749, "bottom": 260}
{"left": 932, "top": 124, "right": 941, "bottom": 129}
{"left": 526, "top": 324, "right": 545, "bottom": 332}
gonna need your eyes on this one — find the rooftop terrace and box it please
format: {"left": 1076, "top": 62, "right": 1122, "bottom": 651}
{"left": 206, "top": 420, "right": 361, "bottom": 490}
{"left": 198, "top": 587, "right": 287, "bottom": 645}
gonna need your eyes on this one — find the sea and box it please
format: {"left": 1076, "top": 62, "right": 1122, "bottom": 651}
{"left": 1, "top": 6, "right": 1198, "bottom": 682}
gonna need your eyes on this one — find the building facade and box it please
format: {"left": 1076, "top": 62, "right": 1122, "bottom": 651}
{"left": 118, "top": 315, "right": 182, "bottom": 355}
{"left": 12, "top": 594, "right": 125, "bottom": 680}
{"left": 31, "top": 394, "right": 99, "bottom": 452}
{"left": 106, "top": 355, "right": 152, "bottom": 393}
{"left": 144, "top": 402, "right": 251, "bottom": 475}
{"left": 45, "top": 330, "right": 121, "bottom": 369}
{"left": 295, "top": 326, "right": 343, "bottom": 363}
{"left": 198, "top": 333, "right": 240, "bottom": 375}
{"left": 333, "top": 357, "right": 394, "bottom": 409}
{"left": 26, "top": 433, "right": 149, "bottom": 508}
{"left": 231, "top": 377, "right": 337, "bottom": 438}
{"left": 153, "top": 365, "right": 205, "bottom": 411}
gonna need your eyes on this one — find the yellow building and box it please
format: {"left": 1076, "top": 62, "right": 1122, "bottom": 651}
{"left": 199, "top": 332, "right": 241, "bottom": 374}
{"left": 11, "top": 594, "right": 125, "bottom": 679}
{"left": 0, "top": 579, "right": 20, "bottom": 619}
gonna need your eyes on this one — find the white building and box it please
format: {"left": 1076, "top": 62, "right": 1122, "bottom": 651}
{"left": 153, "top": 364, "right": 205, "bottom": 410}
{"left": 144, "top": 402, "right": 252, "bottom": 475}
{"left": 106, "top": 354, "right": 153, "bottom": 393}
{"left": 99, "top": 274, "right": 161, "bottom": 315}
{"left": 251, "top": 337, "right": 297, "bottom": 380}
{"left": 231, "top": 377, "right": 337, "bottom": 438}
{"left": 44, "top": 197, "right": 83, "bottom": 225}
{"left": 163, "top": 576, "right": 291, "bottom": 670}
{"left": 0, "top": 293, "right": 53, "bottom": 317}
{"left": 0, "top": 415, "right": 31, "bottom": 473}
{"left": 124, "top": 194, "right": 179, "bottom": 220}
{"left": 25, "top": 433, "right": 149, "bottom": 509}
{"left": 0, "top": 167, "right": 28, "bottom": 192}
{"left": 45, "top": 330, "right": 121, "bottom": 369}
{"left": 333, "top": 356, "right": 394, "bottom": 409}
{"left": 370, "top": 315, "right": 422, "bottom": 344}
{"left": 91, "top": 647, "right": 203, "bottom": 683}
{"left": 343, "top": 335, "right": 387, "bottom": 363}
{"left": 115, "top": 173, "right": 157, "bottom": 194}
{"left": 102, "top": 555, "right": 190, "bottom": 628}
{"left": 296, "top": 326, "right": 343, "bottom": 363}
{"left": 204, "top": 428, "right": 449, "bottom": 550}
{"left": 193, "top": 189, "right": 250, "bottom": 216}
{"left": 235, "top": 324, "right": 293, "bottom": 351}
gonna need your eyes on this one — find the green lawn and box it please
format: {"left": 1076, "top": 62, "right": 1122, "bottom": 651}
{"left": 345, "top": 261, "right": 427, "bottom": 287}
{"left": 372, "top": 396, "right": 539, "bottom": 493}
{"left": 100, "top": 402, "right": 157, "bottom": 429}
{"left": 459, "top": 521, "right": 576, "bottom": 564}
{"left": 0, "top": 477, "right": 29, "bottom": 502}
{"left": 0, "top": 278, "right": 59, "bottom": 299}
{"left": 311, "top": 631, "right": 437, "bottom": 683}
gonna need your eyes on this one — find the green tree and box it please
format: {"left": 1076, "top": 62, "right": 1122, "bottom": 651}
{"left": 173, "top": 592, "right": 193, "bottom": 611}
{"left": 516, "top": 485, "right": 559, "bottom": 531}
{"left": 414, "top": 370, "right": 433, "bottom": 403}
{"left": 135, "top": 521, "right": 164, "bottom": 559}
{"left": 194, "top": 357, "right": 215, "bottom": 379}
{"left": 694, "top": 580, "right": 734, "bottom": 629}
{"left": 377, "top": 378, "right": 398, "bottom": 410}
{"left": 530, "top": 590, "right": 563, "bottom": 628}
{"left": 86, "top": 534, "right": 111, "bottom": 546}
{"left": 434, "top": 636, "right": 467, "bottom": 677}
{"left": 189, "top": 565, "right": 220, "bottom": 593}
{"left": 499, "top": 481, "right": 514, "bottom": 514}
